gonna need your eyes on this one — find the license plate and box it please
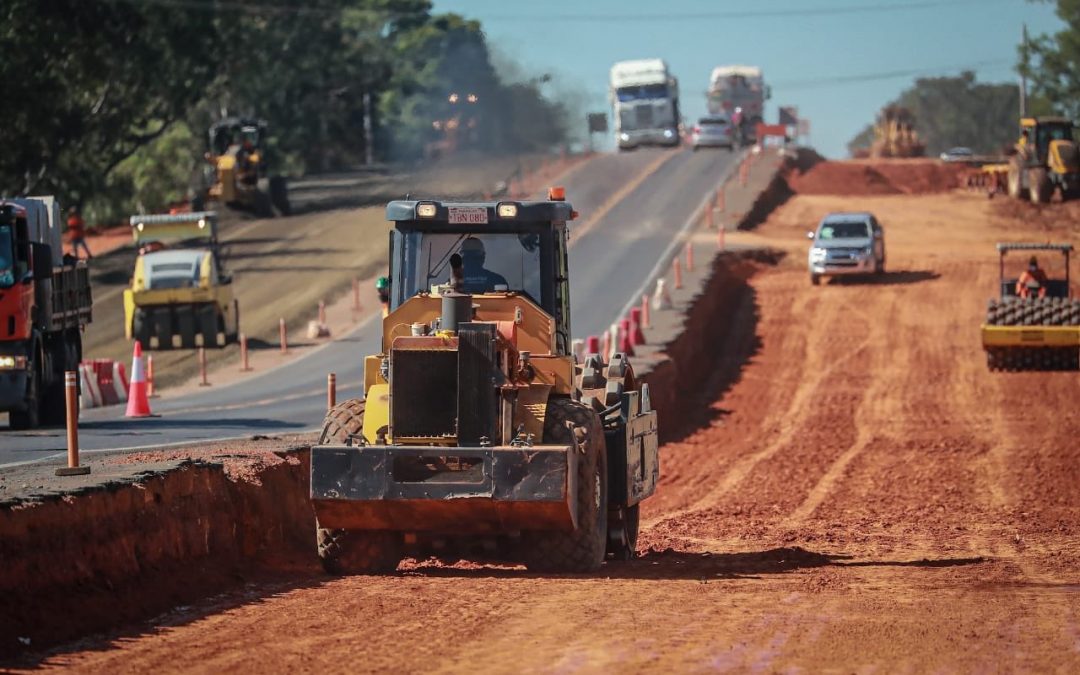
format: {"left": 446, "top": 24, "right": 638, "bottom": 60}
{"left": 448, "top": 207, "right": 488, "bottom": 225}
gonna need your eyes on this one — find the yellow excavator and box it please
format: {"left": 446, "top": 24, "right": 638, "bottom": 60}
{"left": 1007, "top": 117, "right": 1080, "bottom": 204}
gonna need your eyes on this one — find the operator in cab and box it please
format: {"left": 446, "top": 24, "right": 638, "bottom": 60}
{"left": 1016, "top": 255, "right": 1049, "bottom": 298}
{"left": 456, "top": 237, "right": 508, "bottom": 293}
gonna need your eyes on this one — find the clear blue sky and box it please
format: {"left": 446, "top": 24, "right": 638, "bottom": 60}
{"left": 431, "top": 0, "right": 1064, "bottom": 157}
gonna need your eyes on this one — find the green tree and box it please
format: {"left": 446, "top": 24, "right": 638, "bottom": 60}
{"left": 1024, "top": 0, "right": 1080, "bottom": 119}
{"left": 0, "top": 0, "right": 218, "bottom": 204}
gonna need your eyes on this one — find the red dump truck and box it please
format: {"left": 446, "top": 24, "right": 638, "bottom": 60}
{"left": 0, "top": 197, "right": 92, "bottom": 429}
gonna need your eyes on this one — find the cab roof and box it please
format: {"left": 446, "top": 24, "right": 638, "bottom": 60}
{"left": 386, "top": 200, "right": 575, "bottom": 225}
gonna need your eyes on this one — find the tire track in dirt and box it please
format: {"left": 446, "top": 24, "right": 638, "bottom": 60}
{"left": 647, "top": 269, "right": 875, "bottom": 537}
{"left": 784, "top": 290, "right": 897, "bottom": 524}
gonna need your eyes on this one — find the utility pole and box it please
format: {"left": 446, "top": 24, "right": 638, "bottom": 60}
{"left": 1019, "top": 23, "right": 1029, "bottom": 118}
{"left": 363, "top": 91, "right": 374, "bottom": 166}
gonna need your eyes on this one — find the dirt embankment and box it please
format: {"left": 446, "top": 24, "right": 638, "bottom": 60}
{"left": 0, "top": 447, "right": 315, "bottom": 655}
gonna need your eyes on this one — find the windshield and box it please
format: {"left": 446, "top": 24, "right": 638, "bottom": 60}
{"left": 0, "top": 226, "right": 14, "bottom": 288}
{"left": 818, "top": 221, "right": 870, "bottom": 240}
{"left": 398, "top": 231, "right": 542, "bottom": 302}
{"left": 616, "top": 84, "right": 668, "bottom": 102}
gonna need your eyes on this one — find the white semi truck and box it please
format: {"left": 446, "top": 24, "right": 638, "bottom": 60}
{"left": 707, "top": 65, "right": 768, "bottom": 144}
{"left": 609, "top": 59, "right": 681, "bottom": 150}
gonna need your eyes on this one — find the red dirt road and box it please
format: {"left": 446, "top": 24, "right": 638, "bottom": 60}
{"left": 28, "top": 191, "right": 1080, "bottom": 672}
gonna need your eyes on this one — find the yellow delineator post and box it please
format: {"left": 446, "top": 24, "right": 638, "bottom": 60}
{"left": 56, "top": 371, "right": 90, "bottom": 477}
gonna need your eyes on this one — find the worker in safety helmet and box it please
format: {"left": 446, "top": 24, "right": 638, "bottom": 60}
{"left": 457, "top": 237, "right": 507, "bottom": 294}
{"left": 1016, "top": 255, "right": 1049, "bottom": 298}
{"left": 376, "top": 275, "right": 390, "bottom": 317}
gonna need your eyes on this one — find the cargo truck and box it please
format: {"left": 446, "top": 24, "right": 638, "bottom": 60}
{"left": 609, "top": 59, "right": 681, "bottom": 150}
{"left": 707, "top": 65, "right": 768, "bottom": 145}
{"left": 0, "top": 197, "right": 92, "bottom": 429}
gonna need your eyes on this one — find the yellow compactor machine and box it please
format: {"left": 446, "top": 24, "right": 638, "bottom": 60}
{"left": 310, "top": 190, "right": 660, "bottom": 574}
{"left": 982, "top": 242, "right": 1080, "bottom": 370}
{"left": 123, "top": 212, "right": 240, "bottom": 350}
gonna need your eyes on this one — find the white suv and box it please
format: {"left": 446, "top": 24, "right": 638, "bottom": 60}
{"left": 807, "top": 212, "right": 885, "bottom": 285}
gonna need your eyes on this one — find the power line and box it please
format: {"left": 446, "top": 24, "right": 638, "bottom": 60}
{"left": 113, "top": 0, "right": 1013, "bottom": 20}
{"left": 482, "top": 0, "right": 1012, "bottom": 22}
{"left": 773, "top": 59, "right": 1014, "bottom": 90}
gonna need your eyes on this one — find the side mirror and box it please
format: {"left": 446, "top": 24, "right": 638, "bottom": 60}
{"left": 806, "top": 231, "right": 816, "bottom": 240}
{"left": 30, "top": 243, "right": 53, "bottom": 282}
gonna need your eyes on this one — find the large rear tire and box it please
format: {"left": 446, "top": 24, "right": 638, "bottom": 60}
{"left": 519, "top": 397, "right": 608, "bottom": 573}
{"left": 9, "top": 353, "right": 41, "bottom": 430}
{"left": 1029, "top": 168, "right": 1053, "bottom": 204}
{"left": 1007, "top": 159, "right": 1029, "bottom": 200}
{"left": 315, "top": 398, "right": 403, "bottom": 575}
{"left": 606, "top": 504, "right": 640, "bottom": 561}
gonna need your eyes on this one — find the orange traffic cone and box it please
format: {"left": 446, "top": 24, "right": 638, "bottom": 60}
{"left": 125, "top": 341, "right": 152, "bottom": 418}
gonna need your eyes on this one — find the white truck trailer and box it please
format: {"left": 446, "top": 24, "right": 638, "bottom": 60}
{"left": 609, "top": 59, "right": 681, "bottom": 150}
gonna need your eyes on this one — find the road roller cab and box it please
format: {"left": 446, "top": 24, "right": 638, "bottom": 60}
{"left": 982, "top": 242, "right": 1080, "bottom": 370}
{"left": 123, "top": 212, "right": 240, "bottom": 350}
{"left": 310, "top": 190, "right": 660, "bottom": 574}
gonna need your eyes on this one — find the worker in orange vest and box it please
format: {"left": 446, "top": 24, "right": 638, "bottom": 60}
{"left": 67, "top": 207, "right": 92, "bottom": 259}
{"left": 1016, "top": 256, "right": 1048, "bottom": 298}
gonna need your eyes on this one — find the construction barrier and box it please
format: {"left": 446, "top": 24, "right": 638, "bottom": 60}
{"left": 77, "top": 358, "right": 129, "bottom": 409}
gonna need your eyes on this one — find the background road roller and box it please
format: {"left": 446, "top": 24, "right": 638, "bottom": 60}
{"left": 194, "top": 117, "right": 290, "bottom": 217}
{"left": 310, "top": 190, "right": 660, "bottom": 574}
{"left": 123, "top": 212, "right": 240, "bottom": 350}
{"left": 982, "top": 242, "right": 1080, "bottom": 370}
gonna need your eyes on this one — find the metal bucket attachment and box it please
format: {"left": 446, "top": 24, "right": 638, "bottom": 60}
{"left": 310, "top": 443, "right": 577, "bottom": 534}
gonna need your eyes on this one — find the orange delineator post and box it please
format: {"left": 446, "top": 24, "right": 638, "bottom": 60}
{"left": 716, "top": 187, "right": 725, "bottom": 213}
{"left": 146, "top": 354, "right": 156, "bottom": 398}
{"left": 673, "top": 257, "right": 683, "bottom": 290}
{"left": 240, "top": 333, "right": 252, "bottom": 371}
{"left": 327, "top": 372, "right": 337, "bottom": 412}
{"left": 641, "top": 294, "right": 650, "bottom": 329}
{"left": 686, "top": 241, "right": 694, "bottom": 272}
{"left": 56, "top": 371, "right": 90, "bottom": 476}
{"left": 352, "top": 278, "right": 361, "bottom": 311}
{"left": 198, "top": 347, "right": 210, "bottom": 387}
{"left": 717, "top": 225, "right": 725, "bottom": 251}
{"left": 279, "top": 318, "right": 288, "bottom": 354}
{"left": 318, "top": 300, "right": 327, "bottom": 326}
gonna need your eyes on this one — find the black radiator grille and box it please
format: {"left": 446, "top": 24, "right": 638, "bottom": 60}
{"left": 457, "top": 323, "right": 497, "bottom": 444}
{"left": 391, "top": 349, "right": 458, "bottom": 438}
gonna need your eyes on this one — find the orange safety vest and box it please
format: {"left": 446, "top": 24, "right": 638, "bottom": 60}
{"left": 67, "top": 214, "right": 86, "bottom": 238}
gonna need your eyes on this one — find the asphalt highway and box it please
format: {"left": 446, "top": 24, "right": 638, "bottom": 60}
{"left": 0, "top": 147, "right": 739, "bottom": 465}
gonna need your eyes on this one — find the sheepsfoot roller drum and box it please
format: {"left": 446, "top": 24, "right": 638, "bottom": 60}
{"left": 310, "top": 191, "right": 660, "bottom": 574}
{"left": 981, "top": 242, "right": 1080, "bottom": 371}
